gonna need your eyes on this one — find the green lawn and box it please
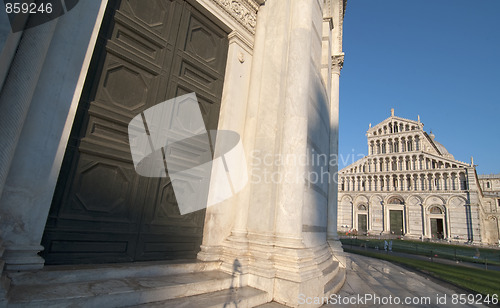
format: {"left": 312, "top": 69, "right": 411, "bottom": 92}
{"left": 345, "top": 248, "right": 500, "bottom": 298}
{"left": 340, "top": 237, "right": 500, "bottom": 266}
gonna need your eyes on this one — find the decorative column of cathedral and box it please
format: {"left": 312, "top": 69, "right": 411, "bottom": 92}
{"left": 0, "top": 20, "right": 58, "bottom": 201}
{"left": 0, "top": 0, "right": 109, "bottom": 271}
{"left": 0, "top": 18, "right": 58, "bottom": 275}
{"left": 326, "top": 0, "right": 347, "bottom": 273}
{"left": 229, "top": 0, "right": 348, "bottom": 303}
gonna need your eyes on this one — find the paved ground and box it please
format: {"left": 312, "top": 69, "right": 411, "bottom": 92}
{"left": 323, "top": 253, "right": 486, "bottom": 308}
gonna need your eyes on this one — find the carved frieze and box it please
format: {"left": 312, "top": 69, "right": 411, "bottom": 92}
{"left": 210, "top": 0, "right": 259, "bottom": 34}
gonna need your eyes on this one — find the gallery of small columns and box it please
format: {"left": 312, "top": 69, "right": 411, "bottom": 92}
{"left": 340, "top": 160, "right": 468, "bottom": 193}
{"left": 368, "top": 133, "right": 421, "bottom": 155}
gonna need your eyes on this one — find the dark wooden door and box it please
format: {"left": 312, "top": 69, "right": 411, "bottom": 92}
{"left": 389, "top": 210, "right": 403, "bottom": 235}
{"left": 42, "top": 0, "right": 228, "bottom": 264}
{"left": 357, "top": 214, "right": 367, "bottom": 234}
{"left": 430, "top": 218, "right": 444, "bottom": 239}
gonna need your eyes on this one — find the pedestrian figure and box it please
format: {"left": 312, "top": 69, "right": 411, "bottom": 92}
{"left": 389, "top": 240, "right": 393, "bottom": 251}
{"left": 384, "top": 240, "right": 388, "bottom": 251}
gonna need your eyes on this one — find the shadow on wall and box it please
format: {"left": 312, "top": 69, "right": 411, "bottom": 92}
{"left": 304, "top": 68, "right": 333, "bottom": 245}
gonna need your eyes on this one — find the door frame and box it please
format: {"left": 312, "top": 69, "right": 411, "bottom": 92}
{"left": 40, "top": 0, "right": 255, "bottom": 265}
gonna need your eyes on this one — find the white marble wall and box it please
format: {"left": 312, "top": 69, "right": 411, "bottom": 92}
{"left": 338, "top": 191, "right": 484, "bottom": 242}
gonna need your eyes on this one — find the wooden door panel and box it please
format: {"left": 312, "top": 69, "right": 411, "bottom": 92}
{"left": 42, "top": 0, "right": 228, "bottom": 264}
{"left": 134, "top": 2, "right": 227, "bottom": 260}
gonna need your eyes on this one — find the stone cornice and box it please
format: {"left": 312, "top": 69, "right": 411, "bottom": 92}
{"left": 209, "top": 0, "right": 260, "bottom": 34}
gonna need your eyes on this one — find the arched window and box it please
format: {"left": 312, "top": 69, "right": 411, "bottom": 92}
{"left": 460, "top": 173, "right": 467, "bottom": 190}
{"left": 388, "top": 197, "right": 404, "bottom": 205}
{"left": 358, "top": 204, "right": 367, "bottom": 211}
{"left": 487, "top": 182, "right": 491, "bottom": 189}
{"left": 429, "top": 206, "right": 442, "bottom": 214}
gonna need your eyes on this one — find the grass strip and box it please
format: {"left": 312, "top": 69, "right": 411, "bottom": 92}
{"left": 341, "top": 238, "right": 500, "bottom": 266}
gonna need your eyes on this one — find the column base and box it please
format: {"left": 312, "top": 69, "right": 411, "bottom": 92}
{"left": 205, "top": 232, "right": 345, "bottom": 307}
{"left": 327, "top": 239, "right": 348, "bottom": 269}
{"left": 4, "top": 245, "right": 45, "bottom": 271}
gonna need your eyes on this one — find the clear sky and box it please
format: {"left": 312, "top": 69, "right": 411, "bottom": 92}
{"left": 339, "top": 0, "right": 500, "bottom": 175}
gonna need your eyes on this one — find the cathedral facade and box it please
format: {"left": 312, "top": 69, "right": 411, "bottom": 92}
{"left": 337, "top": 109, "right": 500, "bottom": 245}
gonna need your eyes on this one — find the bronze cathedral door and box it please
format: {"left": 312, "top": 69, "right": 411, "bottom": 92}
{"left": 42, "top": 0, "right": 228, "bottom": 264}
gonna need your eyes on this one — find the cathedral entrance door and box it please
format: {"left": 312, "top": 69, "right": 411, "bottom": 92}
{"left": 41, "top": 0, "right": 228, "bottom": 264}
{"left": 389, "top": 210, "right": 403, "bottom": 235}
{"left": 358, "top": 214, "right": 367, "bottom": 234}
{"left": 430, "top": 218, "right": 444, "bottom": 239}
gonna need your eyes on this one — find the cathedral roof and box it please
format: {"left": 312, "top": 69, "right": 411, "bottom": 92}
{"left": 426, "top": 131, "right": 455, "bottom": 159}
{"left": 433, "top": 139, "right": 453, "bottom": 158}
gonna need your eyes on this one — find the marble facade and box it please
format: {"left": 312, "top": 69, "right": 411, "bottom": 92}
{"left": 338, "top": 110, "right": 500, "bottom": 246}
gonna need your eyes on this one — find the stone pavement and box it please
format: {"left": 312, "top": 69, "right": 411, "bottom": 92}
{"left": 323, "top": 253, "right": 485, "bottom": 308}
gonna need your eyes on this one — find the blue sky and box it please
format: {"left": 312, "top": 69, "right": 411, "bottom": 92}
{"left": 339, "top": 0, "right": 500, "bottom": 174}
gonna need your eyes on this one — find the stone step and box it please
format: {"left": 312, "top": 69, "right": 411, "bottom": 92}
{"left": 324, "top": 267, "right": 346, "bottom": 295}
{"left": 7, "top": 269, "right": 233, "bottom": 308}
{"left": 131, "top": 286, "right": 270, "bottom": 308}
{"left": 321, "top": 260, "right": 340, "bottom": 286}
{"left": 7, "top": 260, "right": 220, "bottom": 285}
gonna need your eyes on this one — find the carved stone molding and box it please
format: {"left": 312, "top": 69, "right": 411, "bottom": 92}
{"left": 210, "top": 0, "right": 260, "bottom": 34}
{"left": 332, "top": 53, "right": 344, "bottom": 72}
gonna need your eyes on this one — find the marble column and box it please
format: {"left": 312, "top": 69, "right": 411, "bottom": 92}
{"left": 198, "top": 30, "right": 256, "bottom": 262}
{"left": 0, "top": 1, "right": 109, "bottom": 271}
{"left": 0, "top": 19, "right": 58, "bottom": 199}
{"left": 0, "top": 19, "right": 59, "bottom": 271}
{"left": 326, "top": 50, "right": 343, "bottom": 241}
